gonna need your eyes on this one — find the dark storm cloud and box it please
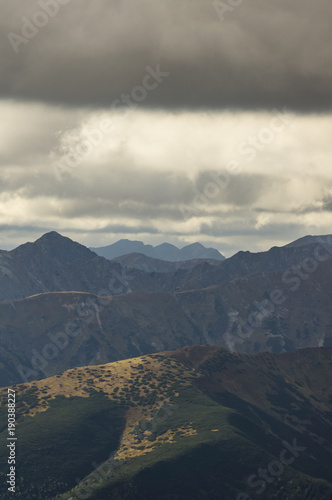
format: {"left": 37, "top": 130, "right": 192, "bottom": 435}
{"left": 1, "top": 0, "right": 332, "bottom": 111}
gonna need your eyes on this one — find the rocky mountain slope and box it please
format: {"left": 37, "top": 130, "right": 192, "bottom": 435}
{"left": 285, "top": 234, "right": 332, "bottom": 248}
{"left": 0, "top": 232, "right": 128, "bottom": 302}
{"left": 0, "top": 345, "right": 331, "bottom": 500}
{"left": 1, "top": 246, "right": 332, "bottom": 387}
{"left": 1, "top": 232, "right": 332, "bottom": 303}
{"left": 111, "top": 252, "right": 221, "bottom": 273}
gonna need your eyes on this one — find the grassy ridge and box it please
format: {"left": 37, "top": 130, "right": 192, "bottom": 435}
{"left": 0, "top": 347, "right": 331, "bottom": 499}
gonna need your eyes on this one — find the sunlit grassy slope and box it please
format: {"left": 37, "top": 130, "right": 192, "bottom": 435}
{"left": 0, "top": 346, "right": 331, "bottom": 499}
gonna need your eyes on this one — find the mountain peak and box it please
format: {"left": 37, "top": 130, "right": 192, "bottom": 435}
{"left": 35, "top": 231, "right": 67, "bottom": 244}
{"left": 39, "top": 230, "right": 62, "bottom": 239}
{"left": 285, "top": 234, "right": 332, "bottom": 248}
{"left": 183, "top": 242, "right": 205, "bottom": 249}
{"left": 11, "top": 232, "right": 95, "bottom": 264}
{"left": 92, "top": 239, "right": 225, "bottom": 262}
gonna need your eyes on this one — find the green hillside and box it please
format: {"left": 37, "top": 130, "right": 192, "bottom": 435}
{"left": 0, "top": 346, "right": 331, "bottom": 499}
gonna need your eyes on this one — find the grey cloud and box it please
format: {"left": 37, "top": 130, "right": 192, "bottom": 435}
{"left": 0, "top": 167, "right": 193, "bottom": 207}
{"left": 89, "top": 224, "right": 158, "bottom": 235}
{"left": 200, "top": 220, "right": 307, "bottom": 241}
{"left": 199, "top": 220, "right": 314, "bottom": 255}
{"left": 322, "top": 197, "right": 332, "bottom": 212}
{"left": 47, "top": 198, "right": 186, "bottom": 221}
{"left": 1, "top": 0, "right": 332, "bottom": 111}
{"left": 195, "top": 171, "right": 270, "bottom": 206}
{"left": 0, "top": 161, "right": 276, "bottom": 220}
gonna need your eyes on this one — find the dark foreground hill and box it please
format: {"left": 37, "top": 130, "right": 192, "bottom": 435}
{"left": 0, "top": 345, "right": 331, "bottom": 499}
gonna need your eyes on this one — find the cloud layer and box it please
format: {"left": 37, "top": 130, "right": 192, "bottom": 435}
{"left": 1, "top": 102, "right": 332, "bottom": 254}
{"left": 1, "top": 1, "right": 331, "bottom": 253}
{"left": 1, "top": 0, "right": 332, "bottom": 110}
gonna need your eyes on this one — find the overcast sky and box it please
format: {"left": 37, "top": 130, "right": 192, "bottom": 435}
{"left": 1, "top": 0, "right": 332, "bottom": 256}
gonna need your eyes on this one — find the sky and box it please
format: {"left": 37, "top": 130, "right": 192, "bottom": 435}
{"left": 1, "top": 0, "right": 332, "bottom": 257}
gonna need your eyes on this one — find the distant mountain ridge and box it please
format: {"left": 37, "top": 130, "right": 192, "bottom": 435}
{"left": 90, "top": 239, "right": 225, "bottom": 261}
{"left": 1, "top": 232, "right": 332, "bottom": 303}
{"left": 111, "top": 252, "right": 221, "bottom": 273}
{"left": 285, "top": 234, "right": 332, "bottom": 248}
{"left": 0, "top": 231, "right": 128, "bottom": 302}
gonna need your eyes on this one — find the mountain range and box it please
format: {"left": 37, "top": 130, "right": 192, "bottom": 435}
{"left": 1, "top": 232, "right": 332, "bottom": 499}
{"left": 1, "top": 231, "right": 332, "bottom": 302}
{"left": 1, "top": 232, "right": 332, "bottom": 386}
{"left": 90, "top": 239, "right": 225, "bottom": 262}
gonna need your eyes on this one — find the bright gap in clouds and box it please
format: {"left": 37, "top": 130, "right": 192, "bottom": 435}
{"left": 0, "top": 101, "right": 332, "bottom": 256}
